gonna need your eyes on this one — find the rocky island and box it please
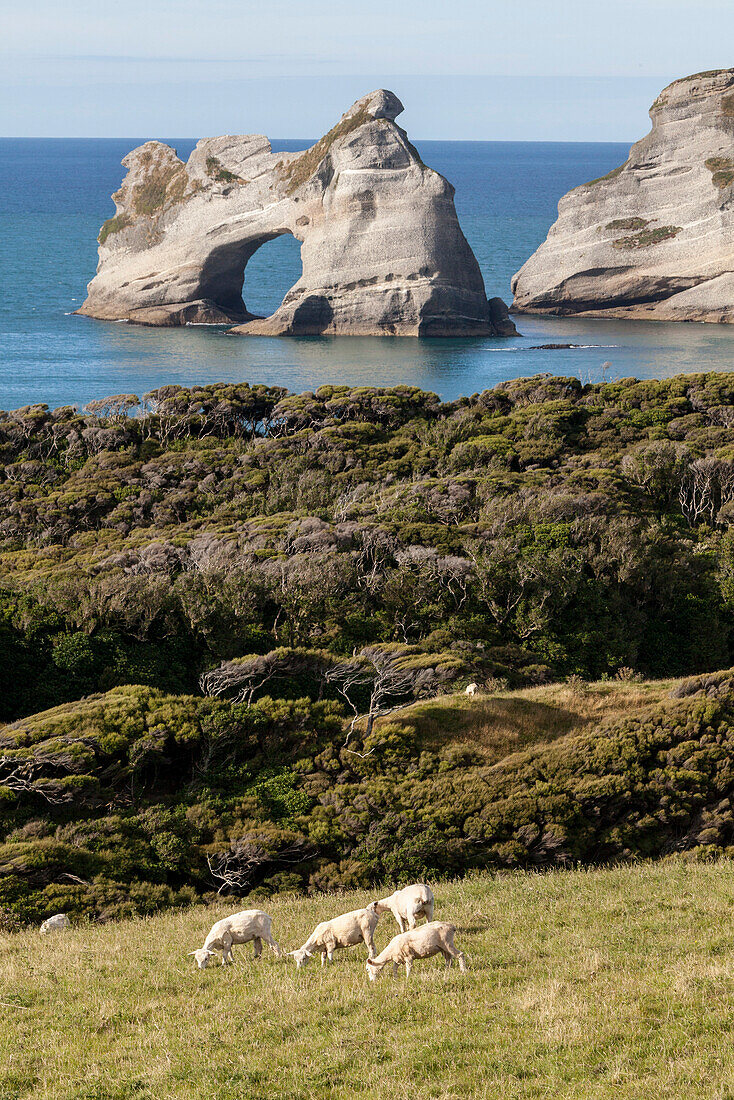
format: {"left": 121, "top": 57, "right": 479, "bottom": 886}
{"left": 512, "top": 69, "right": 734, "bottom": 323}
{"left": 78, "top": 90, "right": 514, "bottom": 337}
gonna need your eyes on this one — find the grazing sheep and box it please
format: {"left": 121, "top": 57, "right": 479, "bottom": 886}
{"left": 39, "top": 913, "right": 70, "bottom": 934}
{"left": 465, "top": 683, "right": 478, "bottom": 697}
{"left": 366, "top": 921, "right": 466, "bottom": 980}
{"left": 370, "top": 883, "right": 434, "bottom": 932}
{"left": 288, "top": 906, "right": 379, "bottom": 968}
{"left": 189, "top": 909, "right": 280, "bottom": 969}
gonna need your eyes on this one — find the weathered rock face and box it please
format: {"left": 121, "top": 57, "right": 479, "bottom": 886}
{"left": 79, "top": 90, "right": 510, "bottom": 337}
{"left": 512, "top": 70, "right": 734, "bottom": 323}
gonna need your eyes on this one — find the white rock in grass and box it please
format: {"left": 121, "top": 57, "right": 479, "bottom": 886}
{"left": 40, "top": 913, "right": 70, "bottom": 934}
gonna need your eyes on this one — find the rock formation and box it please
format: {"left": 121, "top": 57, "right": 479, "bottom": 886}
{"left": 79, "top": 90, "right": 513, "bottom": 337}
{"left": 512, "top": 69, "right": 734, "bottom": 323}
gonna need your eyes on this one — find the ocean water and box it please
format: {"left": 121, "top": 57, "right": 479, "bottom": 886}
{"left": 2, "top": 136, "right": 734, "bottom": 411}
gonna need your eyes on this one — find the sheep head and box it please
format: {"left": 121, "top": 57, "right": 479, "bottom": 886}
{"left": 287, "top": 947, "right": 313, "bottom": 969}
{"left": 365, "top": 957, "right": 384, "bottom": 982}
{"left": 189, "top": 948, "right": 216, "bottom": 969}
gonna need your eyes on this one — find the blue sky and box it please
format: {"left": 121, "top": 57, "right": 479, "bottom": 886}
{"left": 2, "top": 0, "right": 733, "bottom": 139}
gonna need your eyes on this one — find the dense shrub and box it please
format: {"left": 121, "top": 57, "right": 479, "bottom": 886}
{"left": 5, "top": 679, "right": 734, "bottom": 919}
{"left": 4, "top": 375, "right": 734, "bottom": 717}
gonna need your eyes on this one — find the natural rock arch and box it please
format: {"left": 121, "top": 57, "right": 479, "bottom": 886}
{"left": 78, "top": 90, "right": 515, "bottom": 337}
{"left": 197, "top": 228, "right": 301, "bottom": 324}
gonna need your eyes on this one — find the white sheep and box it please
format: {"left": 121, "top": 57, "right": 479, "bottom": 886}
{"left": 465, "top": 682, "right": 478, "bottom": 697}
{"left": 189, "top": 909, "right": 281, "bottom": 969}
{"left": 366, "top": 921, "right": 467, "bottom": 980}
{"left": 371, "top": 883, "right": 434, "bottom": 932}
{"left": 39, "top": 913, "right": 70, "bottom": 934}
{"left": 288, "top": 906, "right": 379, "bottom": 968}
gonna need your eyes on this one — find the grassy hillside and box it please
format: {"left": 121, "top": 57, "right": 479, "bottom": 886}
{"left": 395, "top": 676, "right": 674, "bottom": 761}
{"left": 3, "top": 862, "right": 734, "bottom": 1099}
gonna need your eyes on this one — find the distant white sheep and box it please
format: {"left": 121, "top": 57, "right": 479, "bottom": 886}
{"left": 189, "top": 909, "right": 281, "bottom": 969}
{"left": 39, "top": 913, "right": 70, "bottom": 934}
{"left": 366, "top": 921, "right": 466, "bottom": 980}
{"left": 371, "top": 883, "right": 434, "bottom": 932}
{"left": 288, "top": 906, "right": 379, "bottom": 968}
{"left": 465, "top": 683, "right": 478, "bottom": 697}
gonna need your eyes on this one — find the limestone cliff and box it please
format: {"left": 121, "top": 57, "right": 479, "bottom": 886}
{"left": 512, "top": 70, "right": 734, "bottom": 323}
{"left": 79, "top": 90, "right": 512, "bottom": 337}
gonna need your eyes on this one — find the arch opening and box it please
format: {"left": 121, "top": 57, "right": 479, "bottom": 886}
{"left": 197, "top": 231, "right": 302, "bottom": 323}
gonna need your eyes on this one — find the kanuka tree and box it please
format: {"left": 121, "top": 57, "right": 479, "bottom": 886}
{"left": 200, "top": 644, "right": 464, "bottom": 742}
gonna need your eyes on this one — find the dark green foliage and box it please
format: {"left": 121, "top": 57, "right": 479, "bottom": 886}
{"left": 4, "top": 373, "right": 734, "bottom": 918}
{"left": 2, "top": 376, "right": 734, "bottom": 714}
{"left": 205, "top": 156, "right": 243, "bottom": 184}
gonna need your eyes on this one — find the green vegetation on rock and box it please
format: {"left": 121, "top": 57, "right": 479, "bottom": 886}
{"left": 98, "top": 213, "right": 132, "bottom": 245}
{"left": 583, "top": 163, "right": 626, "bottom": 187}
{"left": 205, "top": 156, "right": 244, "bottom": 185}
{"left": 279, "top": 106, "right": 370, "bottom": 194}
{"left": 131, "top": 161, "right": 188, "bottom": 216}
{"left": 705, "top": 156, "right": 734, "bottom": 189}
{"left": 612, "top": 225, "right": 682, "bottom": 249}
{"left": 605, "top": 217, "right": 648, "bottom": 232}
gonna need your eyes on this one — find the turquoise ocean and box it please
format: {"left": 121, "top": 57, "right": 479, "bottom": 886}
{"left": 2, "top": 137, "right": 734, "bottom": 410}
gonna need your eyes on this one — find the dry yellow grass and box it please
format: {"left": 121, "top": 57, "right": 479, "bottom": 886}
{"left": 391, "top": 677, "right": 674, "bottom": 762}
{"left": 3, "top": 862, "right": 734, "bottom": 1098}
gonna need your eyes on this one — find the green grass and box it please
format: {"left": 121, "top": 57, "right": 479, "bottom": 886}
{"left": 4, "top": 861, "right": 734, "bottom": 1098}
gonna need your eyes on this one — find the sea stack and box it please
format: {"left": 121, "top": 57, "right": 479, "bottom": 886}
{"left": 78, "top": 90, "right": 514, "bottom": 337}
{"left": 512, "top": 69, "right": 734, "bottom": 323}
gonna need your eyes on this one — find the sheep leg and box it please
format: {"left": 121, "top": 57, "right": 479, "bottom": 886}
{"left": 444, "top": 945, "right": 467, "bottom": 973}
{"left": 404, "top": 958, "right": 412, "bottom": 979}
{"left": 263, "top": 932, "right": 281, "bottom": 957}
{"left": 364, "top": 930, "right": 376, "bottom": 958}
{"left": 253, "top": 936, "right": 263, "bottom": 959}
{"left": 320, "top": 950, "right": 328, "bottom": 967}
{"left": 424, "top": 900, "right": 434, "bottom": 922}
{"left": 406, "top": 911, "right": 417, "bottom": 931}
{"left": 221, "top": 933, "right": 234, "bottom": 964}
{"left": 392, "top": 962, "right": 399, "bottom": 979}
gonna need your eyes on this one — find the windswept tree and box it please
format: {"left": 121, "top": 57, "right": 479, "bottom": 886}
{"left": 199, "top": 647, "right": 329, "bottom": 704}
{"left": 325, "top": 644, "right": 463, "bottom": 741}
{"left": 200, "top": 643, "right": 464, "bottom": 741}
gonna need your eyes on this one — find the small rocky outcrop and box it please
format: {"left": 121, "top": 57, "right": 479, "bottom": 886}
{"left": 79, "top": 90, "right": 513, "bottom": 337}
{"left": 512, "top": 69, "right": 734, "bottom": 323}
